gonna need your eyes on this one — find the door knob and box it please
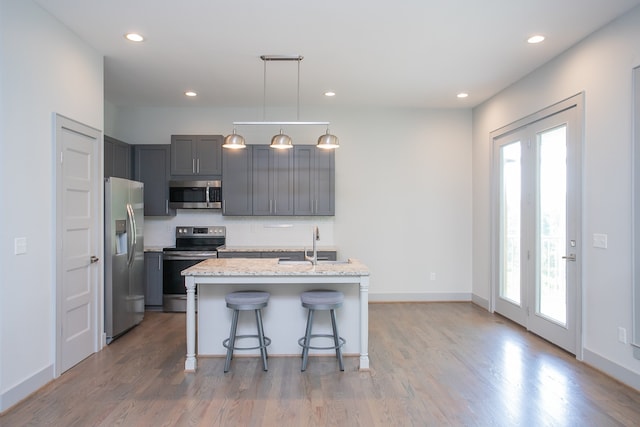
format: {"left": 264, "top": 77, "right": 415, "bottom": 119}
{"left": 90, "top": 255, "right": 100, "bottom": 264}
{"left": 562, "top": 254, "right": 576, "bottom": 262}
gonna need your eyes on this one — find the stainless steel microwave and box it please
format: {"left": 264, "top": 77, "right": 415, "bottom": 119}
{"left": 169, "top": 180, "right": 222, "bottom": 209}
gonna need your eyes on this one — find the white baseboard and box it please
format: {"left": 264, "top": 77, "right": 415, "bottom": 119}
{"left": 472, "top": 294, "right": 490, "bottom": 310}
{"left": 0, "top": 364, "right": 54, "bottom": 413}
{"left": 583, "top": 349, "right": 640, "bottom": 391}
{"left": 368, "top": 292, "right": 472, "bottom": 302}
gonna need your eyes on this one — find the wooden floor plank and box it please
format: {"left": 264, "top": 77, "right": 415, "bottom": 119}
{"left": 2, "top": 302, "right": 640, "bottom": 426}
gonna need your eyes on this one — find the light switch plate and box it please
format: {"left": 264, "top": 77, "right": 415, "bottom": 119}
{"left": 14, "top": 237, "right": 27, "bottom": 254}
{"left": 593, "top": 233, "right": 607, "bottom": 249}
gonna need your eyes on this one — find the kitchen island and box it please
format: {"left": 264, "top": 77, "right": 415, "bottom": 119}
{"left": 181, "top": 258, "right": 370, "bottom": 372}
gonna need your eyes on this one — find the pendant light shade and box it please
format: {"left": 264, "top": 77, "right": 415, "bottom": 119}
{"left": 222, "top": 128, "right": 246, "bottom": 149}
{"left": 270, "top": 129, "right": 293, "bottom": 149}
{"left": 317, "top": 129, "right": 339, "bottom": 149}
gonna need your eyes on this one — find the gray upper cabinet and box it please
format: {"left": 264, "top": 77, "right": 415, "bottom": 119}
{"left": 104, "top": 135, "right": 132, "bottom": 179}
{"left": 294, "top": 146, "right": 335, "bottom": 215}
{"left": 252, "top": 146, "right": 294, "bottom": 216}
{"left": 134, "top": 144, "right": 175, "bottom": 216}
{"left": 222, "top": 145, "right": 253, "bottom": 215}
{"left": 170, "top": 135, "right": 223, "bottom": 178}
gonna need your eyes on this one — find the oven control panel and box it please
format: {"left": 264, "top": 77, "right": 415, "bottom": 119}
{"left": 175, "top": 226, "right": 226, "bottom": 237}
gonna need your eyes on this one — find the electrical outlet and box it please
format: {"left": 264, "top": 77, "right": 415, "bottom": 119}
{"left": 430, "top": 272, "right": 436, "bottom": 281}
{"left": 618, "top": 327, "right": 627, "bottom": 344}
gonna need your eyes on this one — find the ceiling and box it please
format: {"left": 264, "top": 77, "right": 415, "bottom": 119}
{"left": 34, "top": 0, "right": 640, "bottom": 110}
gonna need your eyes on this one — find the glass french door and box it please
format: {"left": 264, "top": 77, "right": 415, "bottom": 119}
{"left": 493, "top": 105, "right": 579, "bottom": 354}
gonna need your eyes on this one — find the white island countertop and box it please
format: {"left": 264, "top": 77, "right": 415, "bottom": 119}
{"left": 181, "top": 257, "right": 369, "bottom": 277}
{"left": 181, "top": 257, "right": 370, "bottom": 372}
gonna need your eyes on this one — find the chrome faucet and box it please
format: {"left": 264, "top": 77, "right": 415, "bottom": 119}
{"left": 305, "top": 226, "right": 320, "bottom": 265}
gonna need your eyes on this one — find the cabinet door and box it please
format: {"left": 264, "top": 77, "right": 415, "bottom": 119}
{"left": 222, "top": 146, "right": 253, "bottom": 215}
{"left": 252, "top": 146, "right": 271, "bottom": 215}
{"left": 144, "top": 252, "right": 163, "bottom": 306}
{"left": 253, "top": 146, "right": 294, "bottom": 216}
{"left": 104, "top": 135, "right": 132, "bottom": 179}
{"left": 195, "top": 135, "right": 223, "bottom": 175}
{"left": 294, "top": 146, "right": 315, "bottom": 215}
{"left": 170, "top": 135, "right": 196, "bottom": 175}
{"left": 262, "top": 251, "right": 305, "bottom": 261}
{"left": 272, "top": 148, "right": 294, "bottom": 215}
{"left": 314, "top": 148, "right": 335, "bottom": 215}
{"left": 134, "top": 145, "right": 174, "bottom": 216}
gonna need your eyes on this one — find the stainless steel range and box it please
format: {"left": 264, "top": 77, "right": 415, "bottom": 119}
{"left": 162, "top": 226, "right": 226, "bottom": 312}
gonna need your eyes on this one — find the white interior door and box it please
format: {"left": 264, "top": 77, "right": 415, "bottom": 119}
{"left": 55, "top": 114, "right": 102, "bottom": 375}
{"left": 493, "top": 100, "right": 581, "bottom": 354}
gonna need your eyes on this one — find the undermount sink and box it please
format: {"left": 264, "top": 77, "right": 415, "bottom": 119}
{"left": 278, "top": 259, "right": 351, "bottom": 266}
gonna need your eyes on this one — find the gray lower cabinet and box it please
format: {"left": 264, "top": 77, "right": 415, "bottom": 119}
{"left": 222, "top": 146, "right": 253, "bottom": 215}
{"left": 219, "top": 250, "right": 335, "bottom": 261}
{"left": 134, "top": 145, "right": 175, "bottom": 216}
{"left": 104, "top": 135, "right": 132, "bottom": 179}
{"left": 260, "top": 251, "right": 305, "bottom": 260}
{"left": 217, "top": 251, "right": 262, "bottom": 258}
{"left": 252, "top": 146, "right": 294, "bottom": 216}
{"left": 294, "top": 146, "right": 335, "bottom": 215}
{"left": 144, "top": 252, "right": 163, "bottom": 307}
{"left": 170, "top": 135, "right": 222, "bottom": 178}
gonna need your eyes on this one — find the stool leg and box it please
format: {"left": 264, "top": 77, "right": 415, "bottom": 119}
{"left": 330, "top": 309, "right": 344, "bottom": 371}
{"left": 255, "top": 309, "right": 268, "bottom": 371}
{"left": 224, "top": 309, "right": 239, "bottom": 373}
{"left": 301, "top": 308, "right": 315, "bottom": 371}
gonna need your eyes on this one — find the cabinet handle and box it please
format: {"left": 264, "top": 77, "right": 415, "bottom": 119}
{"left": 197, "top": 158, "right": 200, "bottom": 173}
{"left": 192, "top": 158, "right": 196, "bottom": 174}
{"left": 274, "top": 200, "right": 277, "bottom": 214}
{"left": 158, "top": 255, "right": 161, "bottom": 270}
{"left": 165, "top": 199, "right": 169, "bottom": 214}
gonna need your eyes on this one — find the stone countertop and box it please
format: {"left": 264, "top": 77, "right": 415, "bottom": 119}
{"left": 216, "top": 245, "right": 338, "bottom": 253}
{"left": 181, "top": 257, "right": 369, "bottom": 276}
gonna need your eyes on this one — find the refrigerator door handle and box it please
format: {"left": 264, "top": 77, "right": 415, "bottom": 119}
{"left": 126, "top": 203, "right": 136, "bottom": 267}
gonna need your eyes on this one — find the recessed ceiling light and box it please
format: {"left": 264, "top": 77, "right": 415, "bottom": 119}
{"left": 527, "top": 35, "right": 545, "bottom": 44}
{"left": 184, "top": 91, "right": 197, "bottom": 97}
{"left": 324, "top": 91, "right": 336, "bottom": 97}
{"left": 124, "top": 33, "right": 144, "bottom": 42}
{"left": 457, "top": 92, "right": 469, "bottom": 99}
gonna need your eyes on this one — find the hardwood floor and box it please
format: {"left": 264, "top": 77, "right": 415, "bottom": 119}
{"left": 2, "top": 303, "right": 640, "bottom": 426}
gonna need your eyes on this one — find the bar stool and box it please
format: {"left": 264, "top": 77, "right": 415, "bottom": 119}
{"left": 298, "top": 290, "right": 346, "bottom": 371}
{"left": 223, "top": 291, "right": 271, "bottom": 373}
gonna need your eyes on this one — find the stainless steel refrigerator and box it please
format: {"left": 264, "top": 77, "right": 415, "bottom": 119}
{"left": 104, "top": 177, "right": 144, "bottom": 344}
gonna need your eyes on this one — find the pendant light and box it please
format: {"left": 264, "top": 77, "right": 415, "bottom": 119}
{"left": 317, "top": 128, "right": 339, "bottom": 149}
{"left": 270, "top": 129, "right": 293, "bottom": 149}
{"left": 225, "top": 55, "right": 339, "bottom": 149}
{"left": 222, "top": 128, "right": 246, "bottom": 149}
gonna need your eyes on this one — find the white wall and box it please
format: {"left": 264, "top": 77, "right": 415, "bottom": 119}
{"left": 0, "top": 0, "right": 103, "bottom": 411}
{"left": 112, "top": 105, "right": 473, "bottom": 301}
{"left": 472, "top": 7, "right": 640, "bottom": 387}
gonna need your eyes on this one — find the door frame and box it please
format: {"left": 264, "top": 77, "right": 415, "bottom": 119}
{"left": 53, "top": 113, "right": 104, "bottom": 377}
{"left": 489, "top": 93, "right": 584, "bottom": 360}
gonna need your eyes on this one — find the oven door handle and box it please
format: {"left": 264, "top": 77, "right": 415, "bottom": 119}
{"left": 163, "top": 252, "right": 218, "bottom": 261}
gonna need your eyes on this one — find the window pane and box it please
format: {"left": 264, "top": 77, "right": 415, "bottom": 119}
{"left": 538, "top": 126, "right": 567, "bottom": 325}
{"left": 501, "top": 142, "right": 521, "bottom": 305}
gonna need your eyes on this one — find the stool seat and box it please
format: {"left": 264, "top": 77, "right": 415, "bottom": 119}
{"left": 301, "top": 290, "right": 344, "bottom": 309}
{"left": 226, "top": 291, "right": 269, "bottom": 308}
{"left": 299, "top": 290, "right": 345, "bottom": 371}
{"left": 223, "top": 291, "right": 271, "bottom": 373}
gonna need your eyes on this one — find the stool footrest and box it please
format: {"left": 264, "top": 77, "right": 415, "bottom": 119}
{"left": 224, "top": 335, "right": 272, "bottom": 351}
{"left": 298, "top": 334, "right": 346, "bottom": 351}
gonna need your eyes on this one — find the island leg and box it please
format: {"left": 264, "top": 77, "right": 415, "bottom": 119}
{"left": 185, "top": 276, "right": 197, "bottom": 372}
{"left": 359, "top": 276, "right": 370, "bottom": 370}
